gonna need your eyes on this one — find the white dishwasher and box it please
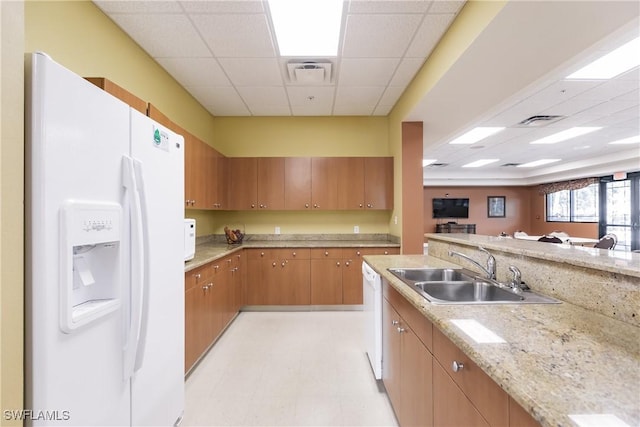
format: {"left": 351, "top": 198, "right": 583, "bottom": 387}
{"left": 362, "top": 261, "right": 382, "bottom": 380}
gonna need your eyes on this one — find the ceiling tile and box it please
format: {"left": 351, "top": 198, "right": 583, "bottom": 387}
{"left": 405, "top": 13, "right": 455, "bottom": 58}
{"left": 157, "top": 57, "right": 231, "bottom": 87}
{"left": 109, "top": 14, "right": 210, "bottom": 57}
{"left": 191, "top": 14, "right": 276, "bottom": 57}
{"left": 185, "top": 85, "right": 250, "bottom": 116}
{"left": 573, "top": 78, "right": 639, "bottom": 101}
{"left": 389, "top": 58, "right": 424, "bottom": 86}
{"left": 427, "top": 0, "right": 465, "bottom": 14}
{"left": 218, "top": 58, "right": 282, "bottom": 86}
{"left": 378, "top": 86, "right": 405, "bottom": 106}
{"left": 348, "top": 0, "right": 432, "bottom": 14}
{"left": 334, "top": 86, "right": 385, "bottom": 115}
{"left": 287, "top": 86, "right": 335, "bottom": 109}
{"left": 342, "top": 14, "right": 423, "bottom": 58}
{"left": 180, "top": 0, "right": 264, "bottom": 13}
{"left": 338, "top": 58, "right": 399, "bottom": 86}
{"left": 373, "top": 104, "right": 393, "bottom": 115}
{"left": 236, "top": 86, "right": 291, "bottom": 116}
{"left": 94, "top": 1, "right": 182, "bottom": 14}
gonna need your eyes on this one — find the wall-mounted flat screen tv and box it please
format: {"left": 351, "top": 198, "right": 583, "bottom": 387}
{"left": 432, "top": 198, "right": 469, "bottom": 218}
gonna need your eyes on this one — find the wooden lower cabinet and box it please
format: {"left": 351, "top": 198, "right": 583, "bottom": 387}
{"left": 383, "top": 281, "right": 536, "bottom": 427}
{"left": 311, "top": 247, "right": 400, "bottom": 305}
{"left": 382, "top": 289, "right": 433, "bottom": 427}
{"left": 184, "top": 252, "right": 245, "bottom": 374}
{"left": 433, "top": 360, "right": 489, "bottom": 427}
{"left": 246, "top": 249, "right": 310, "bottom": 305}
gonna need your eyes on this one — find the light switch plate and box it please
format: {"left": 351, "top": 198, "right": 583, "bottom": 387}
{"left": 275, "top": 226, "right": 281, "bottom": 235}
{"left": 354, "top": 225, "right": 359, "bottom": 234}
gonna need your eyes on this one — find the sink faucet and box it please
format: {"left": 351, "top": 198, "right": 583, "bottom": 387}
{"left": 448, "top": 246, "right": 496, "bottom": 280}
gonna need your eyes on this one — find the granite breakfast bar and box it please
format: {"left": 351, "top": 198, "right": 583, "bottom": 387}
{"left": 363, "top": 234, "right": 640, "bottom": 427}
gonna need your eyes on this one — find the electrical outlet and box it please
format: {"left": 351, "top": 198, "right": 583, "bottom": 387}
{"left": 275, "top": 226, "right": 281, "bottom": 235}
{"left": 354, "top": 225, "right": 360, "bottom": 234}
{"left": 394, "top": 216, "right": 398, "bottom": 225}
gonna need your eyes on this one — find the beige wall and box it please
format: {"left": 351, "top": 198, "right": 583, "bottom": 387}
{"left": 25, "top": 0, "right": 215, "bottom": 146}
{"left": 386, "top": 1, "right": 507, "bottom": 239}
{"left": 1, "top": 1, "right": 25, "bottom": 424}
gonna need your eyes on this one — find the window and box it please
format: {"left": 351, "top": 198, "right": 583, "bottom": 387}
{"left": 546, "top": 183, "right": 599, "bottom": 222}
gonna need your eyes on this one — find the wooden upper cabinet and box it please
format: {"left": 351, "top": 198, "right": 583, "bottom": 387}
{"left": 337, "top": 157, "right": 365, "bottom": 209}
{"left": 85, "top": 77, "right": 148, "bottom": 115}
{"left": 213, "top": 153, "right": 227, "bottom": 209}
{"left": 227, "top": 158, "right": 258, "bottom": 210}
{"left": 364, "top": 157, "right": 393, "bottom": 210}
{"left": 311, "top": 157, "right": 339, "bottom": 210}
{"left": 284, "top": 157, "right": 312, "bottom": 210}
{"left": 257, "top": 157, "right": 285, "bottom": 210}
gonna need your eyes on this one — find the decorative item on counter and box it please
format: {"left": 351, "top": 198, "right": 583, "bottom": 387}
{"left": 224, "top": 226, "right": 244, "bottom": 244}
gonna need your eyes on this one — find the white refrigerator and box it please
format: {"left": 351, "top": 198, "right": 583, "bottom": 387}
{"left": 25, "top": 52, "right": 184, "bottom": 426}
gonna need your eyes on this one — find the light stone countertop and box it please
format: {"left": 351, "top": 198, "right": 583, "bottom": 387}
{"left": 363, "top": 254, "right": 640, "bottom": 427}
{"left": 425, "top": 233, "right": 640, "bottom": 278}
{"left": 184, "top": 234, "right": 400, "bottom": 272}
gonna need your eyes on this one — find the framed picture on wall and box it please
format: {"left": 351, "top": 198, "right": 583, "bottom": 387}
{"left": 488, "top": 196, "right": 506, "bottom": 218}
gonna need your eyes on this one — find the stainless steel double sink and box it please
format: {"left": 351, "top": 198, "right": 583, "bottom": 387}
{"left": 387, "top": 268, "right": 560, "bottom": 305}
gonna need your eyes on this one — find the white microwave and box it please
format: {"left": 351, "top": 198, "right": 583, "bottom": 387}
{"left": 184, "top": 219, "right": 195, "bottom": 261}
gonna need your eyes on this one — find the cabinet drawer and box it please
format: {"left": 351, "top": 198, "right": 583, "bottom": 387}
{"left": 383, "top": 282, "right": 433, "bottom": 351}
{"left": 433, "top": 327, "right": 509, "bottom": 427}
{"left": 185, "top": 265, "right": 210, "bottom": 291}
{"left": 310, "top": 248, "right": 341, "bottom": 259}
{"left": 247, "top": 248, "right": 310, "bottom": 260}
{"left": 366, "top": 247, "right": 399, "bottom": 256}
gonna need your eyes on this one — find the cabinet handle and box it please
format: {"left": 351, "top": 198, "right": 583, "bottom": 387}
{"left": 392, "top": 320, "right": 399, "bottom": 326}
{"left": 356, "top": 251, "right": 361, "bottom": 256}
{"left": 345, "top": 261, "right": 351, "bottom": 266}
{"left": 292, "top": 252, "right": 296, "bottom": 257}
{"left": 305, "top": 203, "right": 309, "bottom": 208}
{"left": 367, "top": 203, "right": 373, "bottom": 208}
{"left": 384, "top": 251, "right": 389, "bottom": 255}
{"left": 213, "top": 265, "right": 219, "bottom": 270}
{"left": 314, "top": 204, "right": 319, "bottom": 208}
{"left": 272, "top": 262, "right": 277, "bottom": 267}
{"left": 261, "top": 252, "right": 265, "bottom": 257}
{"left": 251, "top": 204, "right": 255, "bottom": 208}
{"left": 202, "top": 285, "right": 208, "bottom": 291}
{"left": 397, "top": 327, "right": 405, "bottom": 333}
{"left": 194, "top": 273, "right": 201, "bottom": 280}
{"left": 452, "top": 361, "right": 464, "bottom": 372}
{"left": 227, "top": 259, "right": 232, "bottom": 264}
{"left": 324, "top": 251, "right": 329, "bottom": 256}
{"left": 359, "top": 203, "right": 363, "bottom": 208}
{"left": 336, "top": 261, "right": 340, "bottom": 267}
{"left": 281, "top": 262, "right": 286, "bottom": 267}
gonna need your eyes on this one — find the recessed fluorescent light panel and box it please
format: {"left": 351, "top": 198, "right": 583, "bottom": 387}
{"left": 268, "top": 0, "right": 343, "bottom": 56}
{"left": 529, "top": 127, "right": 601, "bottom": 145}
{"left": 462, "top": 159, "right": 499, "bottom": 168}
{"left": 517, "top": 159, "right": 560, "bottom": 168}
{"left": 423, "top": 159, "right": 437, "bottom": 167}
{"left": 448, "top": 127, "right": 505, "bottom": 145}
{"left": 567, "top": 36, "right": 640, "bottom": 79}
{"left": 608, "top": 135, "right": 640, "bottom": 145}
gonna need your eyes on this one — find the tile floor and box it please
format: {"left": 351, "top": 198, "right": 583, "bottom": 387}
{"left": 182, "top": 311, "right": 398, "bottom": 427}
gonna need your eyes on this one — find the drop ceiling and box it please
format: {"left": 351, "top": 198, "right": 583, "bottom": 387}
{"left": 94, "top": 0, "right": 465, "bottom": 116}
{"left": 94, "top": 1, "right": 639, "bottom": 186}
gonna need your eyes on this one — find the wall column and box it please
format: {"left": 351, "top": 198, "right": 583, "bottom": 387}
{"left": 401, "top": 122, "right": 424, "bottom": 254}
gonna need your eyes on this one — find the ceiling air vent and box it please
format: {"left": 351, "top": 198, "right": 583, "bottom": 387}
{"left": 286, "top": 61, "right": 332, "bottom": 84}
{"left": 501, "top": 163, "right": 521, "bottom": 167}
{"left": 516, "top": 115, "right": 565, "bottom": 127}
{"left": 426, "top": 163, "right": 449, "bottom": 168}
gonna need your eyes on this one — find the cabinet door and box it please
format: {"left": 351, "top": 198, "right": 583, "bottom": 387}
{"left": 227, "top": 157, "right": 258, "bottom": 210}
{"left": 284, "top": 157, "right": 311, "bottom": 210}
{"left": 86, "top": 77, "right": 148, "bottom": 114}
{"left": 246, "top": 250, "right": 266, "bottom": 305}
{"left": 337, "top": 157, "right": 365, "bottom": 209}
{"left": 364, "top": 157, "right": 393, "bottom": 209}
{"left": 213, "top": 151, "right": 227, "bottom": 209}
{"left": 400, "top": 325, "right": 433, "bottom": 427}
{"left": 433, "top": 361, "right": 489, "bottom": 427}
{"left": 509, "top": 398, "right": 540, "bottom": 427}
{"left": 257, "top": 157, "right": 285, "bottom": 210}
{"left": 311, "top": 157, "right": 339, "bottom": 210}
{"left": 382, "top": 298, "right": 402, "bottom": 414}
{"left": 310, "top": 258, "right": 343, "bottom": 304}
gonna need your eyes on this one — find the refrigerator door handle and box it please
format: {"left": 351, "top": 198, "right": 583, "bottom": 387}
{"left": 122, "top": 156, "right": 144, "bottom": 380}
{"left": 132, "top": 158, "right": 150, "bottom": 372}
